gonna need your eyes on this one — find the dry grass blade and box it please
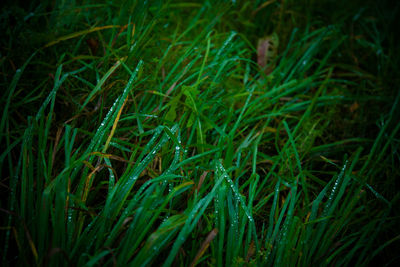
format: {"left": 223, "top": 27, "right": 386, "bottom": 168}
{"left": 190, "top": 228, "right": 219, "bottom": 267}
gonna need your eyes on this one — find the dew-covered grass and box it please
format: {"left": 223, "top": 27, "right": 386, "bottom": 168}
{"left": 1, "top": 0, "right": 399, "bottom": 266}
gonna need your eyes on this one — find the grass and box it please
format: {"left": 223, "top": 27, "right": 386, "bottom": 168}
{"left": 1, "top": 0, "right": 399, "bottom": 266}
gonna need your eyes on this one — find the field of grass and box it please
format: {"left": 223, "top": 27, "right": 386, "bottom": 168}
{"left": 1, "top": 0, "right": 399, "bottom": 266}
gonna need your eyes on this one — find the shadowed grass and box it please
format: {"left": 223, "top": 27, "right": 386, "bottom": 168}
{"left": 1, "top": 0, "right": 399, "bottom": 266}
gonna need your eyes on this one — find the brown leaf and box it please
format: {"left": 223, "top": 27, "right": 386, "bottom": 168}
{"left": 257, "top": 33, "right": 279, "bottom": 75}
{"left": 86, "top": 38, "right": 99, "bottom": 55}
{"left": 350, "top": 101, "right": 359, "bottom": 113}
{"left": 257, "top": 37, "right": 271, "bottom": 69}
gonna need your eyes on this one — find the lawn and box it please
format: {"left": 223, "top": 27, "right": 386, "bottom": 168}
{"left": 1, "top": 0, "right": 399, "bottom": 266}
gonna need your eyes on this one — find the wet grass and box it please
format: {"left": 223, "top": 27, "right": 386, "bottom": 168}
{"left": 1, "top": 0, "right": 399, "bottom": 266}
